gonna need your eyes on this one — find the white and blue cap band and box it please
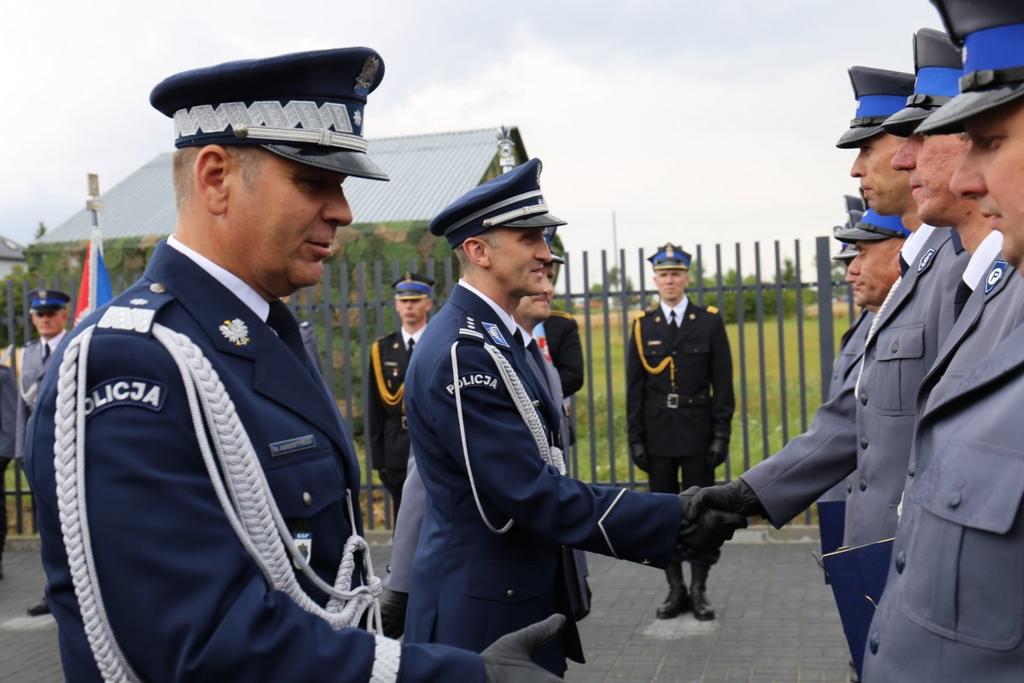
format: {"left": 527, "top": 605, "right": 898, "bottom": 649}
{"left": 918, "top": 1, "right": 1024, "bottom": 134}
{"left": 837, "top": 66, "right": 916, "bottom": 148}
{"left": 885, "top": 29, "right": 963, "bottom": 137}
{"left": 648, "top": 243, "right": 692, "bottom": 270}
{"left": 431, "top": 158, "right": 566, "bottom": 248}
{"left": 150, "top": 47, "right": 389, "bottom": 181}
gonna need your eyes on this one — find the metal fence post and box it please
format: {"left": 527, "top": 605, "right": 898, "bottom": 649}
{"left": 815, "top": 236, "right": 835, "bottom": 392}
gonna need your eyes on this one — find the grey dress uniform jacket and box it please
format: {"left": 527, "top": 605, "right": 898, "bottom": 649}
{"left": 819, "top": 310, "right": 873, "bottom": 503}
{"left": 743, "top": 228, "right": 967, "bottom": 546}
{"left": 15, "top": 338, "right": 55, "bottom": 461}
{"left": 862, "top": 265, "right": 1024, "bottom": 682}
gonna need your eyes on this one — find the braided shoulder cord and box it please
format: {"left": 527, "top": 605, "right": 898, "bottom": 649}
{"left": 54, "top": 323, "right": 399, "bottom": 682}
{"left": 370, "top": 340, "right": 404, "bottom": 407}
{"left": 450, "top": 340, "right": 568, "bottom": 536}
{"left": 632, "top": 317, "right": 676, "bottom": 388}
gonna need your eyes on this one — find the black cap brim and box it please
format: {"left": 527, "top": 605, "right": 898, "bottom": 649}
{"left": 550, "top": 254, "right": 565, "bottom": 265}
{"left": 262, "top": 144, "right": 389, "bottom": 181}
{"left": 836, "top": 124, "right": 885, "bottom": 149}
{"left": 502, "top": 212, "right": 568, "bottom": 229}
{"left": 882, "top": 106, "right": 933, "bottom": 137}
{"left": 917, "top": 83, "right": 1024, "bottom": 135}
{"left": 834, "top": 225, "right": 896, "bottom": 243}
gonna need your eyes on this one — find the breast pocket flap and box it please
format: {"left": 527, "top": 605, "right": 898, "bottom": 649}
{"left": 265, "top": 452, "right": 345, "bottom": 518}
{"left": 913, "top": 442, "right": 1024, "bottom": 535}
{"left": 876, "top": 324, "right": 925, "bottom": 361}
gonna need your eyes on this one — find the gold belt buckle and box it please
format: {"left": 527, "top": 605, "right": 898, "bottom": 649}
{"left": 666, "top": 393, "right": 679, "bottom": 409}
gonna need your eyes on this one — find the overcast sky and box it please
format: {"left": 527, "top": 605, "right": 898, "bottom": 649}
{"left": 1, "top": 1, "right": 944, "bottom": 278}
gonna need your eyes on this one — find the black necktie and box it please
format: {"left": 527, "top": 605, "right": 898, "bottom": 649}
{"left": 669, "top": 310, "right": 678, "bottom": 327}
{"left": 525, "top": 339, "right": 554, "bottom": 402}
{"left": 42, "top": 343, "right": 50, "bottom": 362}
{"left": 953, "top": 280, "right": 972, "bottom": 321}
{"left": 899, "top": 254, "right": 910, "bottom": 277}
{"left": 407, "top": 338, "right": 415, "bottom": 355}
{"left": 266, "top": 301, "right": 307, "bottom": 364}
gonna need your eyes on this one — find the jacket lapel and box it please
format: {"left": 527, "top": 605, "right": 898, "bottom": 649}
{"left": 868, "top": 230, "right": 951, "bottom": 347}
{"left": 144, "top": 243, "right": 352, "bottom": 459}
{"left": 921, "top": 317, "right": 1024, "bottom": 422}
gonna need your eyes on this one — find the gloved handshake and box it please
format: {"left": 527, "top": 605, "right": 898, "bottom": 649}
{"left": 674, "top": 478, "right": 765, "bottom": 560}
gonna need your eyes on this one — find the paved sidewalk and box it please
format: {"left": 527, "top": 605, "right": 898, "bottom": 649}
{"left": 0, "top": 534, "right": 849, "bottom": 682}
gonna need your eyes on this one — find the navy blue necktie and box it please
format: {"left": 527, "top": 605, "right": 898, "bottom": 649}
{"left": 267, "top": 301, "right": 307, "bottom": 365}
{"left": 953, "top": 280, "right": 971, "bottom": 321}
{"left": 899, "top": 255, "right": 910, "bottom": 277}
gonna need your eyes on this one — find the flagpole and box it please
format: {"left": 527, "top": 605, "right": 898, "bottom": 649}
{"left": 86, "top": 174, "right": 102, "bottom": 314}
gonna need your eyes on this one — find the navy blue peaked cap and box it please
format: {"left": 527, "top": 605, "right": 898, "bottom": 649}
{"left": 393, "top": 272, "right": 435, "bottom": 300}
{"left": 884, "top": 29, "right": 963, "bottom": 137}
{"left": 431, "top": 159, "right": 566, "bottom": 248}
{"left": 150, "top": 47, "right": 389, "bottom": 181}
{"left": 918, "top": 0, "right": 1024, "bottom": 134}
{"left": 837, "top": 67, "right": 916, "bottom": 148}
{"left": 28, "top": 289, "right": 70, "bottom": 312}
{"left": 648, "top": 243, "right": 692, "bottom": 270}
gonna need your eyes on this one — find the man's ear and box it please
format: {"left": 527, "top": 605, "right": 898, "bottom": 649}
{"left": 462, "top": 237, "right": 491, "bottom": 268}
{"left": 193, "top": 145, "right": 233, "bottom": 216}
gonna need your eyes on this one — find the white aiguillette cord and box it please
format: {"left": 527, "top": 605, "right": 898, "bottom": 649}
{"left": 449, "top": 340, "right": 566, "bottom": 535}
{"left": 55, "top": 323, "right": 399, "bottom": 683}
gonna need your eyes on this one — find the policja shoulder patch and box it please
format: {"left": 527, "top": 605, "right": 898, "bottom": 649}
{"left": 446, "top": 373, "right": 499, "bottom": 395}
{"left": 83, "top": 377, "right": 166, "bottom": 418}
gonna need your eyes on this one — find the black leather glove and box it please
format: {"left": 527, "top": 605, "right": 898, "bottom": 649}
{"left": 674, "top": 487, "right": 748, "bottom": 560}
{"left": 482, "top": 614, "right": 566, "bottom": 682}
{"left": 686, "top": 478, "right": 766, "bottom": 521}
{"left": 706, "top": 435, "right": 729, "bottom": 469}
{"left": 379, "top": 588, "right": 408, "bottom": 639}
{"left": 630, "top": 443, "right": 649, "bottom": 473}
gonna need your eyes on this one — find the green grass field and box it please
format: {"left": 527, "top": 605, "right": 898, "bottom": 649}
{"left": 569, "top": 310, "right": 850, "bottom": 487}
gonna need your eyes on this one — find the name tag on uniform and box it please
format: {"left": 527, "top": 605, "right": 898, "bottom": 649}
{"left": 647, "top": 340, "right": 663, "bottom": 346}
{"left": 269, "top": 434, "right": 317, "bottom": 458}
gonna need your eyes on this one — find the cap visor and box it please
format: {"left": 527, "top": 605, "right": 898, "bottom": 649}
{"left": 882, "top": 106, "right": 931, "bottom": 137}
{"left": 503, "top": 212, "right": 568, "bottom": 229}
{"left": 833, "top": 253, "right": 857, "bottom": 264}
{"left": 550, "top": 254, "right": 565, "bottom": 265}
{"left": 916, "top": 85, "right": 1024, "bottom": 135}
{"left": 834, "top": 225, "right": 892, "bottom": 243}
{"left": 836, "top": 124, "right": 884, "bottom": 149}
{"left": 262, "top": 144, "right": 390, "bottom": 181}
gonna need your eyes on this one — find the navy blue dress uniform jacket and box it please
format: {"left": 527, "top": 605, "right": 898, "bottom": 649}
{"left": 25, "top": 242, "right": 482, "bottom": 682}
{"left": 403, "top": 284, "right": 681, "bottom": 675}
{"left": 366, "top": 330, "right": 411, "bottom": 471}
{"left": 626, "top": 302, "right": 734, "bottom": 458}
{"left": 863, "top": 267, "right": 1024, "bottom": 681}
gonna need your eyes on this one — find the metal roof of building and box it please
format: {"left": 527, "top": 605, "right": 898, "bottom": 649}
{"left": 0, "top": 235, "right": 26, "bottom": 261}
{"left": 38, "top": 127, "right": 518, "bottom": 245}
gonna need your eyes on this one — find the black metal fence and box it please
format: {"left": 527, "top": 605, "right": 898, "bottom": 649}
{"left": 3, "top": 236, "right": 851, "bottom": 534}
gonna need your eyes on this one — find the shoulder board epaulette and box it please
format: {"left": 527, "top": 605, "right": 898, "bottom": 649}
{"left": 95, "top": 282, "right": 175, "bottom": 336}
{"left": 548, "top": 309, "right": 575, "bottom": 320}
{"left": 707, "top": 305, "right": 719, "bottom": 315}
{"left": 458, "top": 314, "right": 485, "bottom": 341}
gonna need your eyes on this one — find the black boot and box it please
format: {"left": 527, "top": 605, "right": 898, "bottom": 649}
{"left": 690, "top": 562, "right": 715, "bottom": 621}
{"left": 26, "top": 596, "right": 50, "bottom": 617}
{"left": 656, "top": 562, "right": 691, "bottom": 619}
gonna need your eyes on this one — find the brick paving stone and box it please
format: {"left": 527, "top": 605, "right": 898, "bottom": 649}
{"left": 1, "top": 537, "right": 848, "bottom": 682}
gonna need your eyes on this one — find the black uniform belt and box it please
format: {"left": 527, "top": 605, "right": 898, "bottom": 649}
{"left": 654, "top": 391, "right": 710, "bottom": 406}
